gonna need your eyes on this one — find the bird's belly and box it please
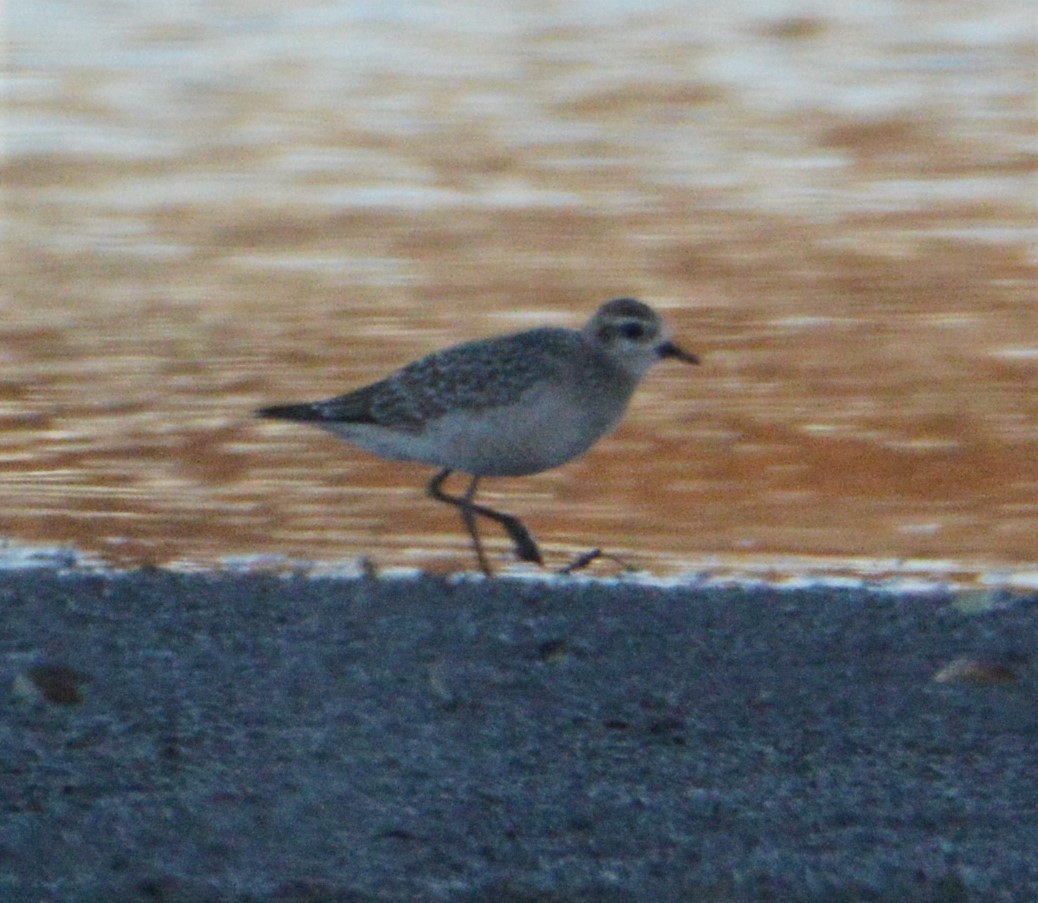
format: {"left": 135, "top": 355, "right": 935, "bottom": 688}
{"left": 421, "top": 394, "right": 625, "bottom": 477}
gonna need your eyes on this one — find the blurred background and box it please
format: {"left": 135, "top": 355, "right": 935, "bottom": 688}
{"left": 3, "top": 0, "right": 1036, "bottom": 580}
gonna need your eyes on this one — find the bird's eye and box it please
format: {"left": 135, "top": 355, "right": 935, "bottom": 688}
{"left": 620, "top": 321, "right": 645, "bottom": 339}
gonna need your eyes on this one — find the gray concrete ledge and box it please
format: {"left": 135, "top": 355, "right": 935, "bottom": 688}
{"left": 1, "top": 570, "right": 1036, "bottom": 902}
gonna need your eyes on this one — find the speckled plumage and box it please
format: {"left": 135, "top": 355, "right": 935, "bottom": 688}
{"left": 314, "top": 328, "right": 584, "bottom": 431}
{"left": 257, "top": 298, "right": 698, "bottom": 574}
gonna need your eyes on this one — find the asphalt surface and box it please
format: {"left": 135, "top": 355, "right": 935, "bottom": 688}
{"left": 1, "top": 569, "right": 1036, "bottom": 902}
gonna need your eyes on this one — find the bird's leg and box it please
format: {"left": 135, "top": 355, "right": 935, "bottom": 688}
{"left": 426, "top": 470, "right": 543, "bottom": 572}
{"left": 427, "top": 470, "right": 491, "bottom": 575}
{"left": 460, "top": 475, "right": 492, "bottom": 577}
{"left": 466, "top": 490, "right": 543, "bottom": 566}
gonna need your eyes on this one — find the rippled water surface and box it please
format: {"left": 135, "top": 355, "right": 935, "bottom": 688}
{"left": 3, "top": 0, "right": 1036, "bottom": 579}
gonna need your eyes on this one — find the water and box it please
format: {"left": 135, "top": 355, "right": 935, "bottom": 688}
{"left": 3, "top": 0, "right": 1036, "bottom": 581}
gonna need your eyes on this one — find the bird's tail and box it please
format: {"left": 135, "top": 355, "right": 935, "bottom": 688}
{"left": 255, "top": 402, "right": 326, "bottom": 422}
{"left": 258, "top": 383, "right": 380, "bottom": 424}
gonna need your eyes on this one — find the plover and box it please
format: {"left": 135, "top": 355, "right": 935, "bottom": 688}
{"left": 257, "top": 297, "right": 698, "bottom": 575}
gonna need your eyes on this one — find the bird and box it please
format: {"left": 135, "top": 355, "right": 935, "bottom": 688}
{"left": 257, "top": 297, "right": 698, "bottom": 575}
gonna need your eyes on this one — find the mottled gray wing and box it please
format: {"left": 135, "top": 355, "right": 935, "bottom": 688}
{"left": 363, "top": 327, "right": 579, "bottom": 429}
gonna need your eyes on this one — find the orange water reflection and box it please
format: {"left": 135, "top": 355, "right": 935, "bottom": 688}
{"left": 3, "top": 1, "right": 1035, "bottom": 579}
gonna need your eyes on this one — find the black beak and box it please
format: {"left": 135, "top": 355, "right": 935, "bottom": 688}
{"left": 657, "top": 341, "right": 699, "bottom": 365}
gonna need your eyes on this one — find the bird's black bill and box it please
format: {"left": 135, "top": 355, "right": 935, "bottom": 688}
{"left": 657, "top": 341, "right": 699, "bottom": 364}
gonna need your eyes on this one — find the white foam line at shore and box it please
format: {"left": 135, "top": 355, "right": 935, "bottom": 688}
{"left": 1, "top": 540, "right": 1036, "bottom": 594}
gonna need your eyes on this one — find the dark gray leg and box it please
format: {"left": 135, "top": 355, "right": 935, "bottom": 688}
{"left": 426, "top": 469, "right": 543, "bottom": 574}
{"left": 459, "top": 475, "right": 491, "bottom": 577}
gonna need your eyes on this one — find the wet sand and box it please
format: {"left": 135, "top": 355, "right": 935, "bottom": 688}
{"left": 3, "top": 569, "right": 1037, "bottom": 901}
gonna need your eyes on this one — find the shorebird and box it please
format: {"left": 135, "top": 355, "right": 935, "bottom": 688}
{"left": 257, "top": 297, "right": 698, "bottom": 575}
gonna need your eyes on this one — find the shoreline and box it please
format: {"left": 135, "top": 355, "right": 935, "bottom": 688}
{"left": 3, "top": 538, "right": 1038, "bottom": 594}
